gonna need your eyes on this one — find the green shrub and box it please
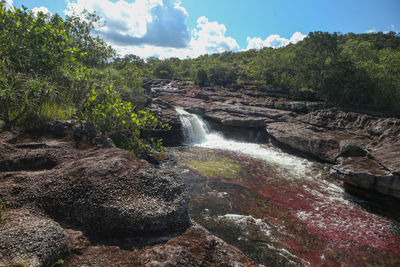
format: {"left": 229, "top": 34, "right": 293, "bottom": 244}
{"left": 80, "top": 85, "right": 169, "bottom": 155}
{"left": 0, "top": 64, "right": 56, "bottom": 127}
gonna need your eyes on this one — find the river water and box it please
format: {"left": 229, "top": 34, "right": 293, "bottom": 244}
{"left": 172, "top": 108, "right": 400, "bottom": 266}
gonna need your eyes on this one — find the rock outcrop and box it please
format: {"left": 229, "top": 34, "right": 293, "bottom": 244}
{"left": 144, "top": 79, "right": 400, "bottom": 199}
{"left": 63, "top": 224, "right": 255, "bottom": 267}
{"left": 266, "top": 109, "right": 400, "bottom": 198}
{"left": 0, "top": 122, "right": 255, "bottom": 266}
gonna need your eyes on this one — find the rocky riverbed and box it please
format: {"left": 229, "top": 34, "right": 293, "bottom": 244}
{"left": 144, "top": 79, "right": 400, "bottom": 201}
{"left": 0, "top": 122, "right": 255, "bottom": 266}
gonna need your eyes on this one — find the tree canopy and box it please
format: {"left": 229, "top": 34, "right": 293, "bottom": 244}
{"left": 140, "top": 31, "right": 400, "bottom": 115}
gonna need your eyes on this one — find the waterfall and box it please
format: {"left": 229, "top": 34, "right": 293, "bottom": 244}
{"left": 175, "top": 107, "right": 210, "bottom": 144}
{"left": 175, "top": 106, "right": 313, "bottom": 176}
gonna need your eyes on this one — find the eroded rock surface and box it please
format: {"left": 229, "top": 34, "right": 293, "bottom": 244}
{"left": 0, "top": 209, "right": 68, "bottom": 267}
{"left": 0, "top": 122, "right": 255, "bottom": 266}
{"left": 0, "top": 126, "right": 190, "bottom": 238}
{"left": 63, "top": 224, "right": 256, "bottom": 267}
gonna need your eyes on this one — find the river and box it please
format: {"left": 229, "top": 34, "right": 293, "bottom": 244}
{"left": 170, "top": 107, "right": 400, "bottom": 266}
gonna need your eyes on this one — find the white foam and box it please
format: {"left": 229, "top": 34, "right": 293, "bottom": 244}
{"left": 218, "top": 214, "right": 272, "bottom": 237}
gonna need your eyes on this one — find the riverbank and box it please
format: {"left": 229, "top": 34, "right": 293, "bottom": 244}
{"left": 0, "top": 122, "right": 255, "bottom": 266}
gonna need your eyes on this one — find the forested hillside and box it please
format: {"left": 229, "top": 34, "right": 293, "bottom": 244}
{"left": 136, "top": 31, "right": 400, "bottom": 115}
{"left": 1, "top": 2, "right": 400, "bottom": 135}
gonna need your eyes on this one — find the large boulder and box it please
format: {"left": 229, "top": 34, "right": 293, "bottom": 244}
{"left": 0, "top": 209, "right": 68, "bottom": 267}
{"left": 34, "top": 148, "right": 190, "bottom": 236}
{"left": 266, "top": 122, "right": 350, "bottom": 163}
{"left": 204, "top": 102, "right": 296, "bottom": 128}
{"left": 145, "top": 100, "right": 184, "bottom": 146}
{"left": 368, "top": 140, "right": 400, "bottom": 175}
{"left": 1, "top": 145, "right": 190, "bottom": 237}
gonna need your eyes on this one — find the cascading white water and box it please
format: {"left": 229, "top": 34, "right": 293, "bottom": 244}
{"left": 175, "top": 107, "right": 210, "bottom": 144}
{"left": 175, "top": 107, "right": 313, "bottom": 176}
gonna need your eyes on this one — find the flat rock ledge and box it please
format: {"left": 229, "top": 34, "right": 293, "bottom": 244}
{"left": 0, "top": 122, "right": 255, "bottom": 266}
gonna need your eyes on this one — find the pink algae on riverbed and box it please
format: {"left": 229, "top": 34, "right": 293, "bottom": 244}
{"left": 202, "top": 150, "right": 400, "bottom": 266}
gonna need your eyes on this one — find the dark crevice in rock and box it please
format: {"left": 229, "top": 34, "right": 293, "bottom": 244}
{"left": 206, "top": 118, "right": 269, "bottom": 143}
{"left": 0, "top": 155, "right": 57, "bottom": 172}
{"left": 343, "top": 183, "right": 400, "bottom": 222}
{"left": 15, "top": 143, "right": 47, "bottom": 149}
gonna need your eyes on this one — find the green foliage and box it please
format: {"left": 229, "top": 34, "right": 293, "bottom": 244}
{"left": 153, "top": 61, "right": 174, "bottom": 79}
{"left": 0, "top": 62, "right": 55, "bottom": 126}
{"left": 0, "top": 5, "right": 74, "bottom": 76}
{"left": 195, "top": 68, "right": 208, "bottom": 86}
{"left": 80, "top": 85, "right": 169, "bottom": 155}
{"left": 39, "top": 101, "right": 76, "bottom": 121}
{"left": 208, "top": 64, "right": 237, "bottom": 86}
{"left": 113, "top": 54, "right": 145, "bottom": 70}
{"left": 0, "top": 3, "right": 117, "bottom": 128}
{"left": 64, "top": 11, "right": 115, "bottom": 67}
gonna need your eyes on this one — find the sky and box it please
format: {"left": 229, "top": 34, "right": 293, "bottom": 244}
{"left": 8, "top": 0, "right": 400, "bottom": 59}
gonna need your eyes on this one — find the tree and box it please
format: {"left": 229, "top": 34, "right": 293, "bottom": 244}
{"left": 153, "top": 61, "right": 174, "bottom": 79}
{"left": 64, "top": 11, "right": 115, "bottom": 68}
{"left": 195, "top": 68, "right": 209, "bottom": 86}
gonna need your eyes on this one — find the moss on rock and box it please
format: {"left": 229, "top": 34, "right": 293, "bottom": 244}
{"left": 184, "top": 157, "right": 242, "bottom": 179}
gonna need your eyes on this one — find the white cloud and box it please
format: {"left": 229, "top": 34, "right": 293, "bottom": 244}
{"left": 113, "top": 16, "right": 239, "bottom": 59}
{"left": 290, "top": 32, "right": 307, "bottom": 44}
{"left": 65, "top": 0, "right": 240, "bottom": 59}
{"left": 190, "top": 16, "right": 240, "bottom": 55}
{"left": 32, "top": 6, "right": 52, "bottom": 16}
{"left": 366, "top": 25, "right": 399, "bottom": 34}
{"left": 365, "top": 29, "right": 377, "bottom": 34}
{"left": 4, "top": 0, "right": 12, "bottom": 9}
{"left": 65, "top": 0, "right": 190, "bottom": 48}
{"left": 390, "top": 24, "right": 399, "bottom": 33}
{"left": 246, "top": 32, "right": 306, "bottom": 50}
{"left": 245, "top": 37, "right": 265, "bottom": 50}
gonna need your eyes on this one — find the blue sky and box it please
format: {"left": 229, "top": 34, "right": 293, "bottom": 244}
{"left": 9, "top": 0, "right": 400, "bottom": 58}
